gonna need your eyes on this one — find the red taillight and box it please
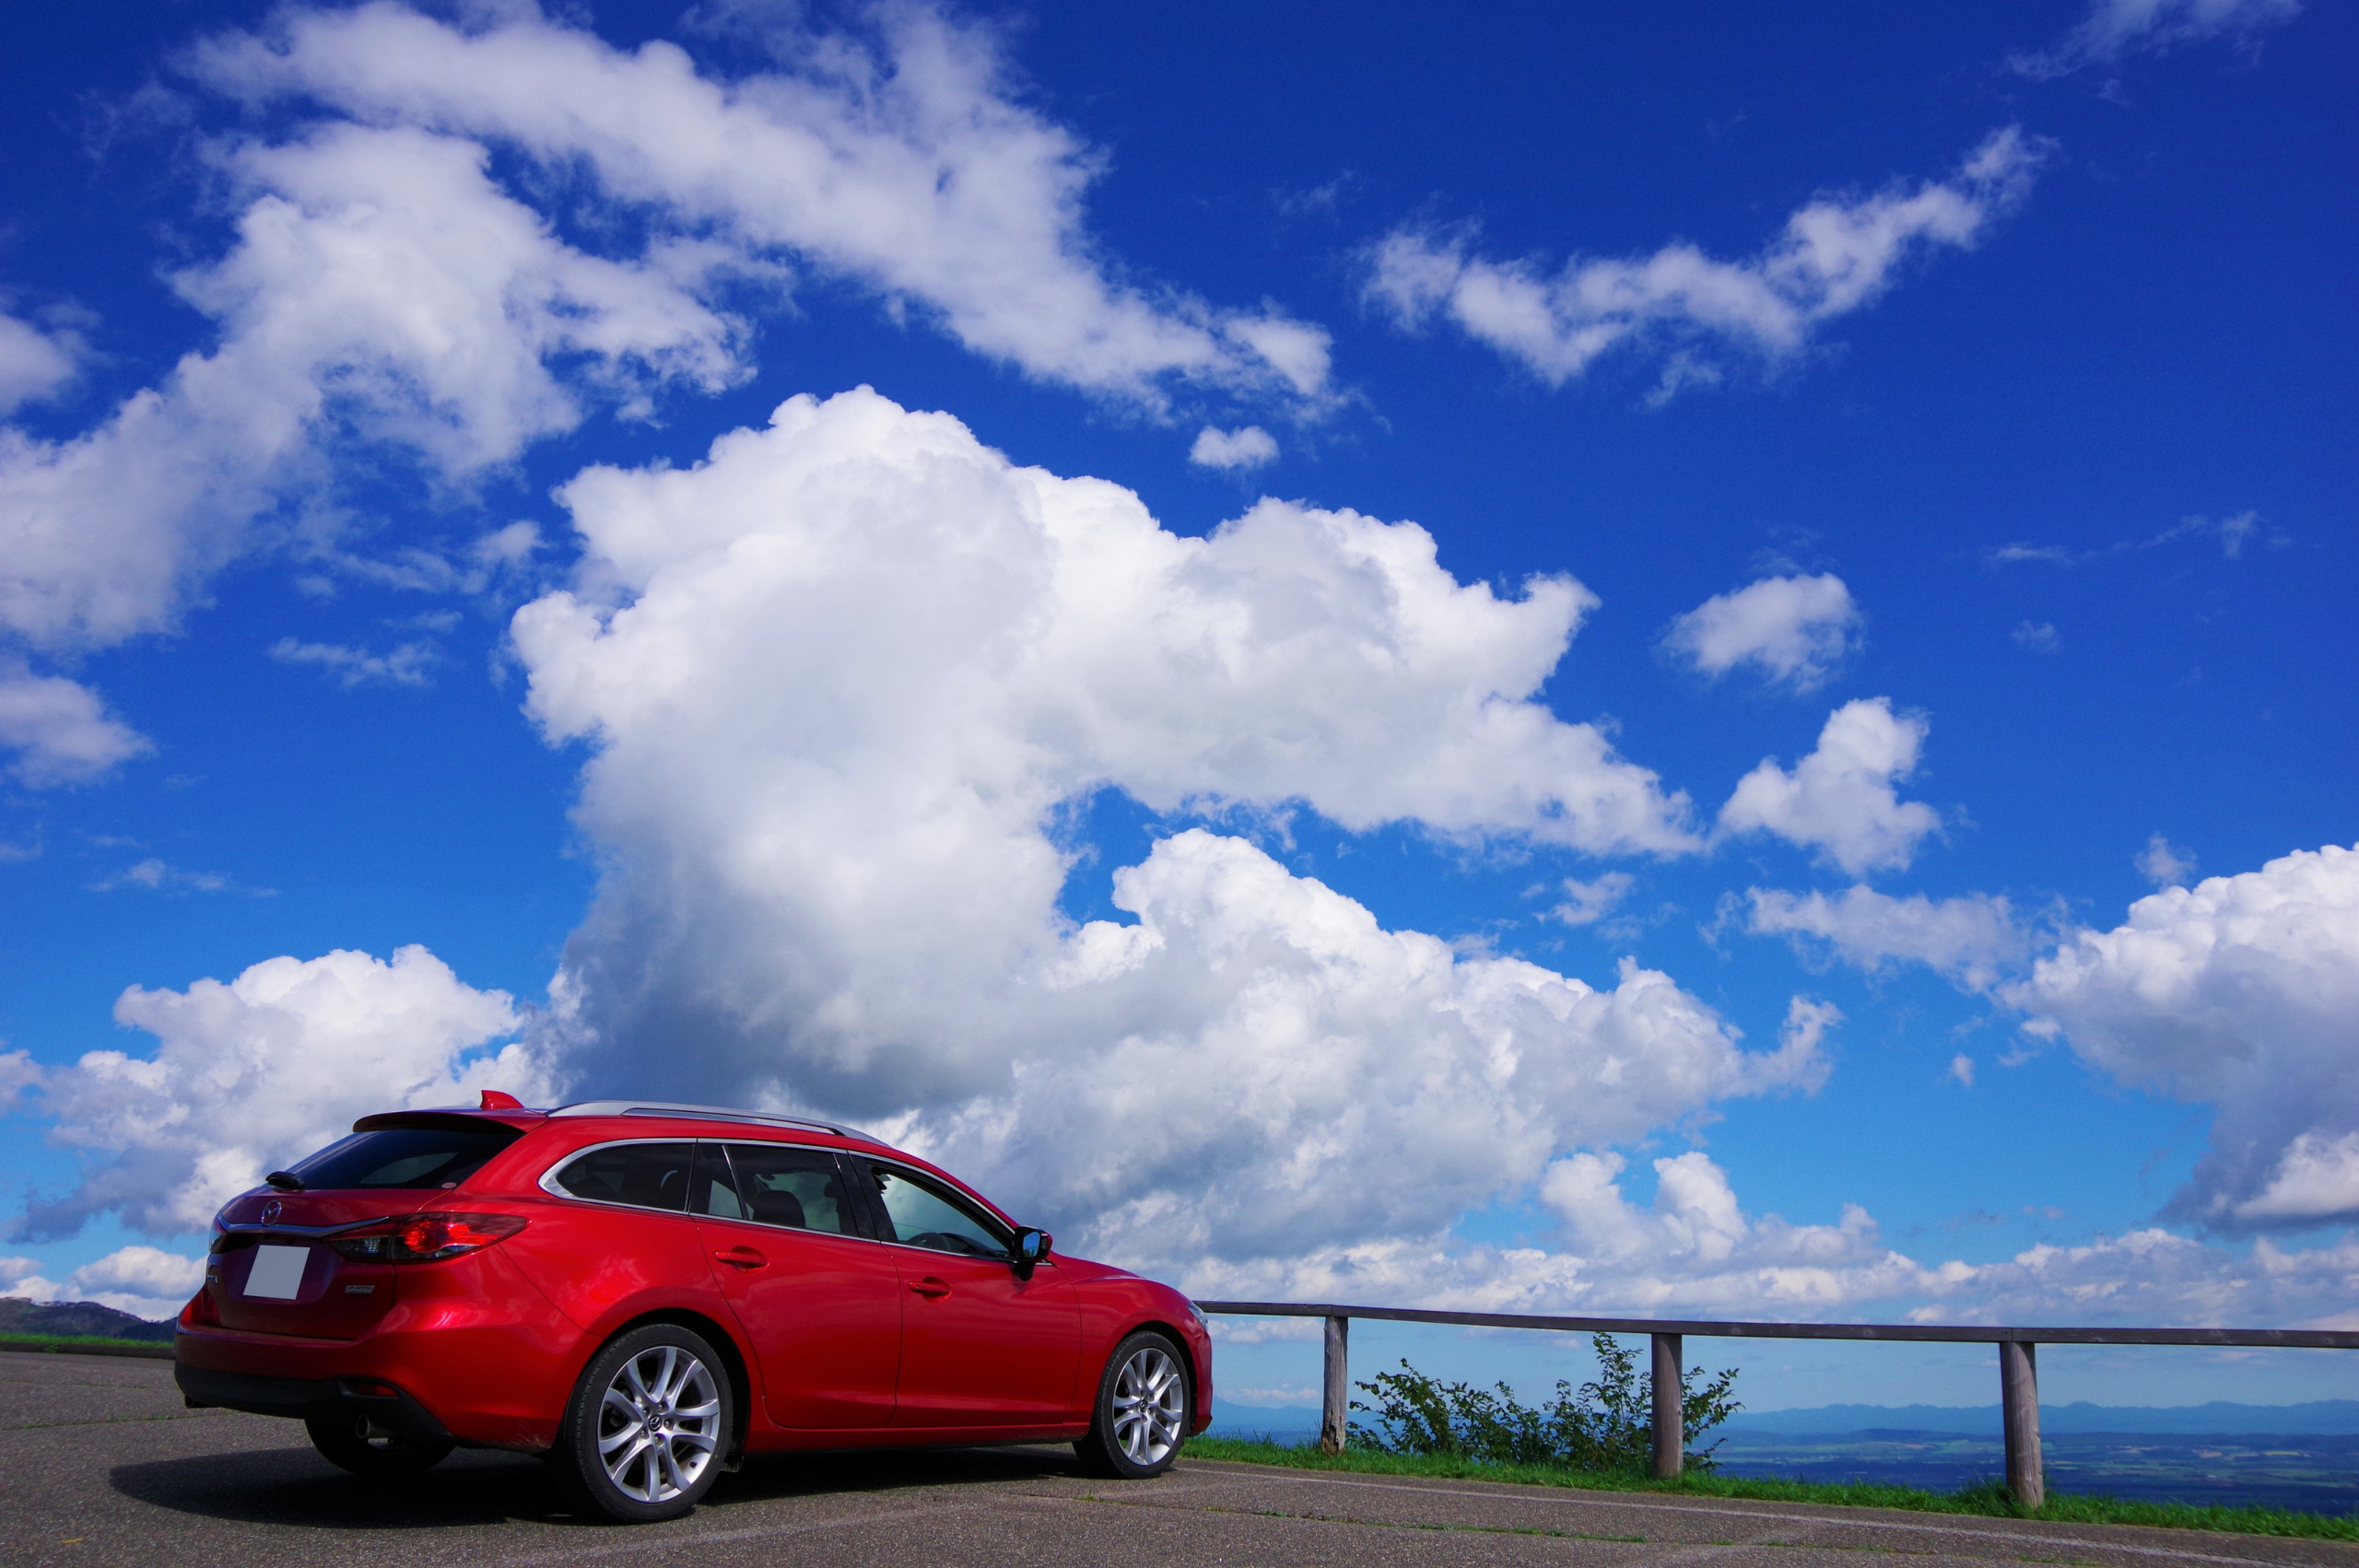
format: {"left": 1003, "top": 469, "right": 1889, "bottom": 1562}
{"left": 180, "top": 1287, "right": 218, "bottom": 1328}
{"left": 396, "top": 1212, "right": 527, "bottom": 1259}
{"left": 328, "top": 1211, "right": 527, "bottom": 1262}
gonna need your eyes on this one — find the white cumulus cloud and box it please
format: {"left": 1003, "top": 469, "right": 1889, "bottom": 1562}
{"left": 26, "top": 945, "right": 549, "bottom": 1239}
{"left": 2137, "top": 832, "right": 2198, "bottom": 888}
{"left": 1189, "top": 1148, "right": 2359, "bottom": 1330}
{"left": 1366, "top": 128, "right": 2045, "bottom": 396}
{"left": 199, "top": 1, "right": 1329, "bottom": 410}
{"left": 1922, "top": 1225, "right": 2359, "bottom": 1329}
{"left": 0, "top": 661, "right": 153, "bottom": 787}
{"left": 1190, "top": 425, "right": 1280, "bottom": 470}
{"left": 1743, "top": 884, "right": 2032, "bottom": 992}
{"left": 0, "top": 121, "right": 737, "bottom": 655}
{"left": 1546, "top": 872, "right": 1636, "bottom": 928}
{"left": 2010, "top": 844, "right": 2359, "bottom": 1233}
{"left": 9, "top": 2, "right": 1333, "bottom": 743}
{"left": 0, "top": 1245, "right": 206, "bottom": 1321}
{"left": 922, "top": 833, "right": 1828, "bottom": 1270}
{"left": 1662, "top": 573, "right": 1860, "bottom": 691}
{"left": 1532, "top": 1142, "right": 1931, "bottom": 1315}
{"left": 68, "top": 1246, "right": 206, "bottom": 1321}
{"left": 0, "top": 1048, "right": 37, "bottom": 1114}
{"left": 1718, "top": 698, "right": 1942, "bottom": 875}
{"left": 494, "top": 387, "right": 1834, "bottom": 1272}
{"left": 0, "top": 311, "right": 80, "bottom": 415}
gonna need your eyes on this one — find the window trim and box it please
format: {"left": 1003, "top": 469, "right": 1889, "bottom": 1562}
{"left": 534, "top": 1135, "right": 1028, "bottom": 1263}
{"left": 536, "top": 1136, "right": 705, "bottom": 1215}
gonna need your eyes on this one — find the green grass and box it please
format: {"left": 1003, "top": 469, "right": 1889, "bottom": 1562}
{"left": 1185, "top": 1436, "right": 2359, "bottom": 1542}
{"left": 0, "top": 1332, "right": 174, "bottom": 1356}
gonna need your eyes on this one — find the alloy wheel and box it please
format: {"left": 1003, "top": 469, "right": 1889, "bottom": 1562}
{"left": 1109, "top": 1343, "right": 1185, "bottom": 1467}
{"left": 595, "top": 1343, "right": 722, "bottom": 1503}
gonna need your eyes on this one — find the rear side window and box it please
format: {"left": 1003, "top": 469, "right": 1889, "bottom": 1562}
{"left": 288, "top": 1125, "right": 521, "bottom": 1190}
{"left": 711, "top": 1143, "right": 859, "bottom": 1235}
{"left": 549, "top": 1142, "right": 696, "bottom": 1211}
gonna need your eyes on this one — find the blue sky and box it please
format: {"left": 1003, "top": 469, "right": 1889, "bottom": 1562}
{"left": 0, "top": 0, "right": 2352, "bottom": 1411}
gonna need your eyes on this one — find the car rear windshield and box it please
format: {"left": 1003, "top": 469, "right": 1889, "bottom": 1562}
{"left": 287, "top": 1124, "right": 523, "bottom": 1190}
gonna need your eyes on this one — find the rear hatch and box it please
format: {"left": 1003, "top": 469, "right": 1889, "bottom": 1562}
{"left": 207, "top": 1116, "right": 527, "bottom": 1339}
{"left": 211, "top": 1190, "right": 425, "bottom": 1339}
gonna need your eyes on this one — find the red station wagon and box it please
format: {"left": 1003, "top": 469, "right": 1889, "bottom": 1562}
{"left": 173, "top": 1096, "right": 1213, "bottom": 1521}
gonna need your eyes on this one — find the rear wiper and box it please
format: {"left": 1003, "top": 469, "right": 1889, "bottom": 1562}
{"left": 264, "top": 1171, "right": 305, "bottom": 1192}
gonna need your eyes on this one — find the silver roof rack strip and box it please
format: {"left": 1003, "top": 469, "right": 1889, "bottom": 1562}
{"left": 549, "top": 1100, "right": 876, "bottom": 1143}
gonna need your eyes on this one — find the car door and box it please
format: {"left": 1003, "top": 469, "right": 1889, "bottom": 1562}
{"left": 690, "top": 1141, "right": 904, "bottom": 1429}
{"left": 849, "top": 1158, "right": 1080, "bottom": 1429}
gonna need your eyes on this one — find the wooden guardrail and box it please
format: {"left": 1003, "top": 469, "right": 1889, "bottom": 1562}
{"left": 1192, "top": 1300, "right": 2359, "bottom": 1510}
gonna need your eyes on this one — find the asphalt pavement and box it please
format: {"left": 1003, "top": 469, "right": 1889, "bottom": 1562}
{"left": 9, "top": 1348, "right": 2358, "bottom": 1568}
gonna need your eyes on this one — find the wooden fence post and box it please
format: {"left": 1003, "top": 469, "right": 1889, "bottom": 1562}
{"left": 2001, "top": 1339, "right": 2043, "bottom": 1511}
{"left": 1320, "top": 1315, "right": 1350, "bottom": 1456}
{"left": 1650, "top": 1331, "right": 1684, "bottom": 1480}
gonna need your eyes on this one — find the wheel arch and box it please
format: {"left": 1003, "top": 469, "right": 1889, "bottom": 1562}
{"left": 1122, "top": 1318, "right": 1202, "bottom": 1416}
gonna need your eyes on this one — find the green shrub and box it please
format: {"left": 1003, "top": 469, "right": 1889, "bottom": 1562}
{"left": 1347, "top": 1333, "right": 1740, "bottom": 1472}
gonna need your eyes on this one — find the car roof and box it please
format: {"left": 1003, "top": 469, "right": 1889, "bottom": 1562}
{"left": 349, "top": 1101, "right": 1018, "bottom": 1228}
{"left": 355, "top": 1098, "right": 883, "bottom": 1146}
{"left": 546, "top": 1099, "right": 882, "bottom": 1143}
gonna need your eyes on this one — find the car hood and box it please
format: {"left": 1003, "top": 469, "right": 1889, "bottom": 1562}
{"left": 1048, "top": 1251, "right": 1130, "bottom": 1283}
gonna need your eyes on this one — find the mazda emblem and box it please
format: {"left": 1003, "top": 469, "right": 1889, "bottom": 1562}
{"left": 260, "top": 1199, "right": 282, "bottom": 1224}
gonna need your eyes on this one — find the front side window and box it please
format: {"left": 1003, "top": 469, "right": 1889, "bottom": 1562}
{"left": 714, "top": 1143, "right": 859, "bottom": 1235}
{"left": 864, "top": 1164, "right": 1010, "bottom": 1259}
{"left": 548, "top": 1142, "right": 696, "bottom": 1211}
{"left": 288, "top": 1124, "right": 521, "bottom": 1189}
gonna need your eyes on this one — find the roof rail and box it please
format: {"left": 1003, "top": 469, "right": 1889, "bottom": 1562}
{"left": 548, "top": 1099, "right": 879, "bottom": 1143}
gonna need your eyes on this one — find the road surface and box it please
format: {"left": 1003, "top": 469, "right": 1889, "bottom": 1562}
{"left": 8, "top": 1349, "right": 2354, "bottom": 1568}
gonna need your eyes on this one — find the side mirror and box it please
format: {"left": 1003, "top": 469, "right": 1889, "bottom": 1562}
{"left": 1012, "top": 1228, "right": 1051, "bottom": 1279}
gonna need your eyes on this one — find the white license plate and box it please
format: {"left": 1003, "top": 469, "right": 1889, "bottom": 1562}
{"left": 244, "top": 1244, "right": 311, "bottom": 1300}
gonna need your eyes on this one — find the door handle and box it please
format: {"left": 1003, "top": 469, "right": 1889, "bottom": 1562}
{"left": 713, "top": 1246, "right": 768, "bottom": 1270}
{"left": 909, "top": 1276, "right": 951, "bottom": 1299}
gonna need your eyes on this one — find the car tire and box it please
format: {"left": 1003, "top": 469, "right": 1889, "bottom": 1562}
{"left": 547, "top": 1323, "right": 734, "bottom": 1523}
{"left": 1074, "top": 1329, "right": 1191, "bottom": 1480}
{"left": 304, "top": 1414, "right": 453, "bottom": 1478}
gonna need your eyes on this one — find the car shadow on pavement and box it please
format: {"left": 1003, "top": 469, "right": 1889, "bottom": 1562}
{"left": 109, "top": 1441, "right": 1090, "bottom": 1530}
{"left": 713, "top": 1443, "right": 1084, "bottom": 1507}
{"left": 109, "top": 1445, "right": 572, "bottom": 1529}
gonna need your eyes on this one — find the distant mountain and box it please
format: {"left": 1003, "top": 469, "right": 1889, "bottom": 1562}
{"left": 0, "top": 1296, "right": 176, "bottom": 1341}
{"left": 1724, "top": 1400, "right": 2359, "bottom": 1437}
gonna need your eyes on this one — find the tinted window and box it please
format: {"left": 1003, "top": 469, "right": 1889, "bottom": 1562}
{"left": 710, "top": 1144, "right": 858, "bottom": 1235}
{"left": 865, "top": 1164, "right": 1009, "bottom": 1258}
{"left": 550, "top": 1142, "right": 696, "bottom": 1211}
{"left": 288, "top": 1125, "right": 520, "bottom": 1190}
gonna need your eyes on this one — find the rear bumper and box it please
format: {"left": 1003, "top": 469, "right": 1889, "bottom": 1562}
{"left": 172, "top": 1244, "right": 588, "bottom": 1453}
{"left": 174, "top": 1360, "right": 454, "bottom": 1445}
{"left": 174, "top": 1306, "right": 579, "bottom": 1452}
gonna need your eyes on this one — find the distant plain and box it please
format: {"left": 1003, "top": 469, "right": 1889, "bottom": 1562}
{"left": 1209, "top": 1402, "right": 2359, "bottom": 1514}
